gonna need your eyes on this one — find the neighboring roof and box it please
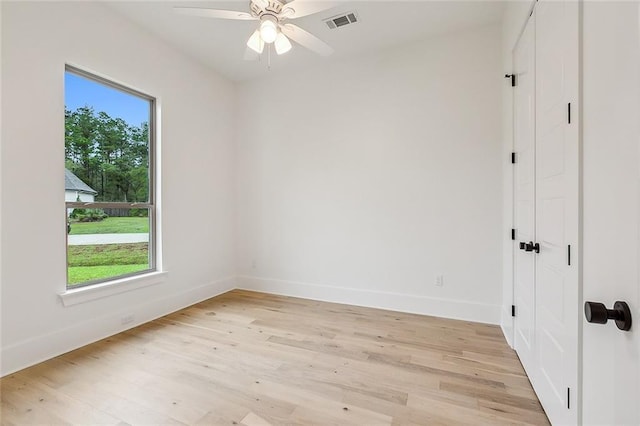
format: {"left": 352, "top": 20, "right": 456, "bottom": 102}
{"left": 65, "top": 169, "right": 97, "bottom": 195}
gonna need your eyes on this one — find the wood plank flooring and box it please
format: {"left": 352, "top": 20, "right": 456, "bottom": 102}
{"left": 0, "top": 290, "right": 549, "bottom": 425}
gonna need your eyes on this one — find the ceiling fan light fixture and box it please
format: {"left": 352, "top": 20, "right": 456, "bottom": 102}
{"left": 247, "top": 29, "right": 264, "bottom": 54}
{"left": 259, "top": 16, "right": 279, "bottom": 44}
{"left": 274, "top": 33, "right": 292, "bottom": 55}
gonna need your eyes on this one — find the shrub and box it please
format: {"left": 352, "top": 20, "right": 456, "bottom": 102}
{"left": 69, "top": 208, "right": 85, "bottom": 219}
{"left": 129, "top": 208, "right": 148, "bottom": 217}
{"left": 75, "top": 209, "right": 108, "bottom": 222}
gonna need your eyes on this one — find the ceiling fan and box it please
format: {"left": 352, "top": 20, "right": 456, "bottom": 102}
{"left": 174, "top": 0, "right": 337, "bottom": 59}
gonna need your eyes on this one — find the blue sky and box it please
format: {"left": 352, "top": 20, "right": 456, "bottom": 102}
{"left": 65, "top": 72, "right": 150, "bottom": 127}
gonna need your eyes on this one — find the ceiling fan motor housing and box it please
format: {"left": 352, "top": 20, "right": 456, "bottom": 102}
{"left": 250, "top": 0, "right": 285, "bottom": 19}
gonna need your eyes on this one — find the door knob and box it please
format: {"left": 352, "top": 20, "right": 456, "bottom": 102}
{"left": 584, "top": 301, "right": 632, "bottom": 331}
{"left": 519, "top": 241, "right": 540, "bottom": 253}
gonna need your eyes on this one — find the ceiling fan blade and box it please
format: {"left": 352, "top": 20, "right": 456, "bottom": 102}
{"left": 244, "top": 47, "right": 260, "bottom": 61}
{"left": 280, "top": 1, "right": 338, "bottom": 19}
{"left": 281, "top": 24, "right": 334, "bottom": 56}
{"left": 173, "top": 7, "right": 256, "bottom": 21}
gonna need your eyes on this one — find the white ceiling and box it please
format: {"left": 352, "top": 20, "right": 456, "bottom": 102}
{"left": 107, "top": 1, "right": 505, "bottom": 82}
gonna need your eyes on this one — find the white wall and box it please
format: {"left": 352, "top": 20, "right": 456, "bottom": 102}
{"left": 500, "top": 0, "right": 536, "bottom": 348}
{"left": 582, "top": 2, "right": 640, "bottom": 424}
{"left": 0, "top": 2, "right": 236, "bottom": 375}
{"left": 236, "top": 24, "right": 504, "bottom": 324}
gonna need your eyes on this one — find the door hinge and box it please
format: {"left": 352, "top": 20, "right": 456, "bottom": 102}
{"left": 567, "top": 387, "right": 570, "bottom": 409}
{"left": 504, "top": 74, "right": 516, "bottom": 87}
{"left": 568, "top": 245, "right": 571, "bottom": 266}
{"left": 511, "top": 152, "right": 517, "bottom": 164}
{"left": 568, "top": 103, "right": 572, "bottom": 124}
{"left": 511, "top": 229, "right": 516, "bottom": 240}
{"left": 511, "top": 305, "right": 516, "bottom": 317}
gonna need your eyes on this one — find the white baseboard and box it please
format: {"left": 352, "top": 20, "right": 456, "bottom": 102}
{"left": 237, "top": 275, "right": 501, "bottom": 325}
{"left": 500, "top": 305, "right": 515, "bottom": 348}
{"left": 0, "top": 277, "right": 235, "bottom": 377}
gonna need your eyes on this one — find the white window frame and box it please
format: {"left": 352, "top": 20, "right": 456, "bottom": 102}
{"left": 64, "top": 65, "right": 157, "bottom": 290}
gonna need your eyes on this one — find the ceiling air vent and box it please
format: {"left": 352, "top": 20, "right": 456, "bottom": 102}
{"left": 323, "top": 12, "right": 358, "bottom": 30}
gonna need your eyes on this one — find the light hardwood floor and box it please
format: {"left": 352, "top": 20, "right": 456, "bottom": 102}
{"left": 1, "top": 290, "right": 549, "bottom": 425}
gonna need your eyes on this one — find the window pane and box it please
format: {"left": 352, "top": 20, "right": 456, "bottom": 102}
{"left": 66, "top": 208, "right": 151, "bottom": 287}
{"left": 65, "top": 71, "right": 151, "bottom": 203}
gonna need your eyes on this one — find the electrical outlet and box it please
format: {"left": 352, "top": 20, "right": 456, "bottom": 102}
{"left": 121, "top": 314, "right": 135, "bottom": 325}
{"left": 435, "top": 275, "right": 444, "bottom": 287}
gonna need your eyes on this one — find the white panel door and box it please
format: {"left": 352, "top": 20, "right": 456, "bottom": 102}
{"left": 533, "top": 0, "right": 580, "bottom": 424}
{"left": 512, "top": 14, "right": 537, "bottom": 375}
{"left": 582, "top": 1, "right": 640, "bottom": 424}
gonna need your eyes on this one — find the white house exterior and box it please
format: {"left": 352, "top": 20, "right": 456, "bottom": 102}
{"left": 65, "top": 168, "right": 97, "bottom": 203}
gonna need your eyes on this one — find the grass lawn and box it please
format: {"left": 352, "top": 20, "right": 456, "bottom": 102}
{"left": 69, "top": 217, "right": 149, "bottom": 235}
{"left": 67, "top": 243, "right": 149, "bottom": 285}
{"left": 68, "top": 264, "right": 149, "bottom": 286}
{"left": 68, "top": 243, "right": 148, "bottom": 266}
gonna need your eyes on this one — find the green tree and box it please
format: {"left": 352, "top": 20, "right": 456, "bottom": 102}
{"left": 65, "top": 106, "right": 100, "bottom": 188}
{"left": 65, "top": 106, "right": 149, "bottom": 205}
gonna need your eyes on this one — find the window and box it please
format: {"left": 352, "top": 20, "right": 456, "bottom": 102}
{"left": 65, "top": 66, "right": 156, "bottom": 288}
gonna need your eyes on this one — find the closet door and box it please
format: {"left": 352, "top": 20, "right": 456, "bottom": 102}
{"left": 582, "top": 2, "right": 640, "bottom": 424}
{"left": 512, "top": 13, "right": 537, "bottom": 375}
{"left": 534, "top": 0, "right": 580, "bottom": 424}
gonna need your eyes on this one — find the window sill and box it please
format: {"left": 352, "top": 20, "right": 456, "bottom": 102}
{"left": 59, "top": 271, "right": 168, "bottom": 307}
